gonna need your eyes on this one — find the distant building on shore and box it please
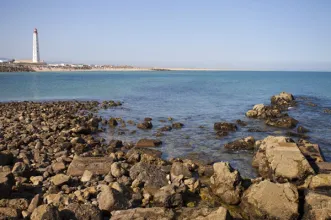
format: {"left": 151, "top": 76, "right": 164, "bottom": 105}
{"left": 33, "top": 28, "right": 40, "bottom": 63}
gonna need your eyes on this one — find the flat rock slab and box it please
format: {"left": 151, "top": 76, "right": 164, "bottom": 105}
{"left": 316, "top": 162, "right": 331, "bottom": 174}
{"left": 241, "top": 180, "right": 299, "bottom": 220}
{"left": 67, "top": 156, "right": 114, "bottom": 176}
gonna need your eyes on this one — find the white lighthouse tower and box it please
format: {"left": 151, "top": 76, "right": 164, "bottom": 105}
{"left": 32, "top": 28, "right": 40, "bottom": 63}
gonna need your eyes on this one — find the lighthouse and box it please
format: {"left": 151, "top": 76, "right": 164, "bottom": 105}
{"left": 32, "top": 28, "right": 40, "bottom": 63}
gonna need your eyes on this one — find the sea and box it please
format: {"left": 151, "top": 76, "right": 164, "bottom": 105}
{"left": 0, "top": 71, "right": 331, "bottom": 178}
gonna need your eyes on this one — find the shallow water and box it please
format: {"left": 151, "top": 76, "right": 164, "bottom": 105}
{"left": 1, "top": 71, "right": 331, "bottom": 178}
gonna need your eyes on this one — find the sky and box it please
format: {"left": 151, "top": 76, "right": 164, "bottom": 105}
{"left": 1, "top": 0, "right": 331, "bottom": 70}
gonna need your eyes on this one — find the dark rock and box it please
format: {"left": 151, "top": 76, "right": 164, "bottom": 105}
{"left": 172, "top": 122, "right": 184, "bottom": 129}
{"left": 137, "top": 121, "right": 153, "bottom": 130}
{"left": 109, "top": 117, "right": 118, "bottom": 127}
{"left": 236, "top": 119, "right": 248, "bottom": 126}
{"left": 153, "top": 185, "right": 183, "bottom": 208}
{"left": 0, "top": 172, "right": 14, "bottom": 198}
{"left": 214, "top": 122, "right": 237, "bottom": 132}
{"left": 158, "top": 126, "right": 172, "bottom": 132}
{"left": 297, "top": 125, "right": 309, "bottom": 133}
{"left": 136, "top": 139, "right": 162, "bottom": 148}
{"left": 144, "top": 117, "right": 153, "bottom": 122}
{"left": 171, "top": 161, "right": 192, "bottom": 178}
{"left": 224, "top": 136, "right": 255, "bottom": 150}
{"left": 0, "top": 151, "right": 13, "bottom": 166}
{"left": 270, "top": 92, "right": 295, "bottom": 108}
{"left": 109, "top": 139, "right": 123, "bottom": 148}
{"left": 265, "top": 116, "right": 298, "bottom": 128}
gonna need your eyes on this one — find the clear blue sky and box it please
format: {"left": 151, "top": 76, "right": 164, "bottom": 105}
{"left": 1, "top": 0, "right": 331, "bottom": 70}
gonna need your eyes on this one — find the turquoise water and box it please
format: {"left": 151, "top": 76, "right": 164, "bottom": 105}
{"left": 1, "top": 71, "right": 331, "bottom": 177}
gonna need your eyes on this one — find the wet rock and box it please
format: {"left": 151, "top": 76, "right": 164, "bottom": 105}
{"left": 271, "top": 92, "right": 295, "bottom": 108}
{"left": 265, "top": 116, "right": 298, "bottom": 128}
{"left": 129, "top": 162, "right": 168, "bottom": 190}
{"left": 216, "top": 131, "right": 229, "bottom": 137}
{"left": 111, "top": 162, "right": 128, "bottom": 178}
{"left": 136, "top": 139, "right": 162, "bottom": 148}
{"left": 224, "top": 136, "right": 255, "bottom": 150}
{"left": 51, "top": 174, "right": 70, "bottom": 186}
{"left": 0, "top": 171, "right": 14, "bottom": 198}
{"left": 31, "top": 204, "right": 61, "bottom": 220}
{"left": 97, "top": 185, "right": 130, "bottom": 212}
{"left": 210, "top": 162, "right": 242, "bottom": 205}
{"left": 158, "top": 126, "right": 172, "bottom": 132}
{"left": 67, "top": 156, "right": 113, "bottom": 176}
{"left": 144, "top": 117, "right": 153, "bottom": 122}
{"left": 214, "top": 122, "right": 237, "bottom": 132}
{"left": 60, "top": 203, "right": 102, "bottom": 220}
{"left": 236, "top": 119, "right": 247, "bottom": 126}
{"left": 172, "top": 122, "right": 184, "bottom": 129}
{"left": 137, "top": 121, "right": 153, "bottom": 129}
{"left": 286, "top": 131, "right": 309, "bottom": 139}
{"left": 109, "top": 117, "right": 118, "bottom": 127}
{"left": 252, "top": 136, "right": 315, "bottom": 184}
{"left": 109, "top": 139, "right": 123, "bottom": 148}
{"left": 154, "top": 184, "right": 183, "bottom": 208}
{"left": 324, "top": 108, "right": 331, "bottom": 114}
{"left": 0, "top": 151, "right": 13, "bottom": 166}
{"left": 111, "top": 207, "right": 175, "bottom": 220}
{"left": 303, "top": 191, "right": 331, "bottom": 219}
{"left": 241, "top": 180, "right": 299, "bottom": 220}
{"left": 297, "top": 125, "right": 309, "bottom": 133}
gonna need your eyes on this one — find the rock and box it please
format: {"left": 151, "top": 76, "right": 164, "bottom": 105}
{"left": 241, "top": 180, "right": 299, "bottom": 220}
{"left": 153, "top": 184, "right": 183, "bottom": 208}
{"left": 51, "top": 174, "right": 70, "bottom": 186}
{"left": 109, "top": 139, "right": 123, "bottom": 148}
{"left": 136, "top": 139, "right": 162, "bottom": 148}
{"left": 158, "top": 126, "right": 172, "bottom": 132}
{"left": 179, "top": 207, "right": 232, "bottom": 220}
{"left": 30, "top": 204, "right": 61, "bottom": 220}
{"left": 297, "top": 125, "right": 309, "bottom": 133}
{"left": 97, "top": 185, "right": 130, "bottom": 212}
{"left": 316, "top": 162, "right": 331, "bottom": 174}
{"left": 11, "top": 162, "right": 27, "bottom": 176}
{"left": 298, "top": 139, "right": 324, "bottom": 164}
{"left": 126, "top": 148, "right": 165, "bottom": 166}
{"left": 172, "top": 122, "right": 184, "bottom": 129}
{"left": 28, "top": 194, "right": 41, "bottom": 213}
{"left": 111, "top": 162, "right": 128, "bottom": 178}
{"left": 71, "top": 126, "right": 92, "bottom": 134}
{"left": 0, "top": 207, "right": 20, "bottom": 219}
{"left": 265, "top": 116, "right": 298, "bottom": 128}
{"left": 0, "top": 171, "right": 14, "bottom": 198}
{"left": 109, "top": 117, "right": 118, "bottom": 127}
{"left": 144, "top": 117, "right": 152, "bottom": 121}
{"left": 303, "top": 191, "right": 331, "bottom": 219}
{"left": 214, "top": 122, "right": 237, "bottom": 132}
{"left": 224, "top": 136, "right": 255, "bottom": 150}
{"left": 70, "top": 137, "right": 85, "bottom": 145}
{"left": 137, "top": 121, "right": 153, "bottom": 129}
{"left": 60, "top": 203, "right": 102, "bottom": 220}
{"left": 171, "top": 161, "right": 192, "bottom": 178}
{"left": 0, "top": 151, "right": 13, "bottom": 166}
{"left": 81, "top": 170, "right": 93, "bottom": 182}
{"left": 306, "top": 174, "right": 331, "bottom": 190}
{"left": 246, "top": 104, "right": 283, "bottom": 119}
{"left": 129, "top": 162, "right": 168, "bottom": 190}
{"left": 245, "top": 109, "right": 258, "bottom": 118}
{"left": 271, "top": 92, "right": 295, "bottom": 107}
{"left": 30, "top": 176, "right": 43, "bottom": 185}
{"left": 51, "top": 162, "right": 66, "bottom": 173}
{"left": 111, "top": 207, "right": 175, "bottom": 220}
{"left": 210, "top": 162, "right": 242, "bottom": 205}
{"left": 67, "top": 156, "right": 113, "bottom": 176}
{"left": 236, "top": 119, "right": 247, "bottom": 126}
{"left": 252, "top": 136, "right": 314, "bottom": 184}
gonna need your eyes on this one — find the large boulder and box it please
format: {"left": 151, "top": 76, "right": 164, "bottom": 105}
{"left": 129, "top": 162, "right": 168, "bottom": 190}
{"left": 136, "top": 139, "right": 162, "bottom": 148}
{"left": 31, "top": 204, "right": 61, "bottom": 220}
{"left": 60, "top": 203, "right": 102, "bottom": 220}
{"left": 111, "top": 208, "right": 175, "bottom": 220}
{"left": 303, "top": 191, "right": 331, "bottom": 219}
{"left": 0, "top": 171, "right": 14, "bottom": 198}
{"left": 67, "top": 156, "right": 113, "bottom": 176}
{"left": 210, "top": 162, "right": 242, "bottom": 205}
{"left": 224, "top": 136, "right": 255, "bottom": 150}
{"left": 265, "top": 116, "right": 298, "bottom": 128}
{"left": 252, "top": 136, "right": 315, "bottom": 184}
{"left": 271, "top": 92, "right": 295, "bottom": 108}
{"left": 246, "top": 104, "right": 282, "bottom": 119}
{"left": 97, "top": 185, "right": 130, "bottom": 212}
{"left": 240, "top": 180, "right": 299, "bottom": 220}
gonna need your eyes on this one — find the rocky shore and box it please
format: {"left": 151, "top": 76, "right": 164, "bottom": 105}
{"left": 0, "top": 64, "right": 35, "bottom": 72}
{"left": 0, "top": 93, "right": 330, "bottom": 219}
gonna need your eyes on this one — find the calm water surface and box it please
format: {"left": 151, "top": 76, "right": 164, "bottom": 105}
{"left": 1, "top": 71, "right": 331, "bottom": 177}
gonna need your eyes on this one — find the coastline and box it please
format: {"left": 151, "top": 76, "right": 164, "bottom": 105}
{"left": 31, "top": 67, "right": 227, "bottom": 72}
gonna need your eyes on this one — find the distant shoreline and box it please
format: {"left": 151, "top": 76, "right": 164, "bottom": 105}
{"left": 31, "top": 67, "right": 227, "bottom": 72}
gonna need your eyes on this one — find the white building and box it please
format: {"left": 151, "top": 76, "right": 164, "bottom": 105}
{"left": 32, "top": 28, "right": 40, "bottom": 63}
